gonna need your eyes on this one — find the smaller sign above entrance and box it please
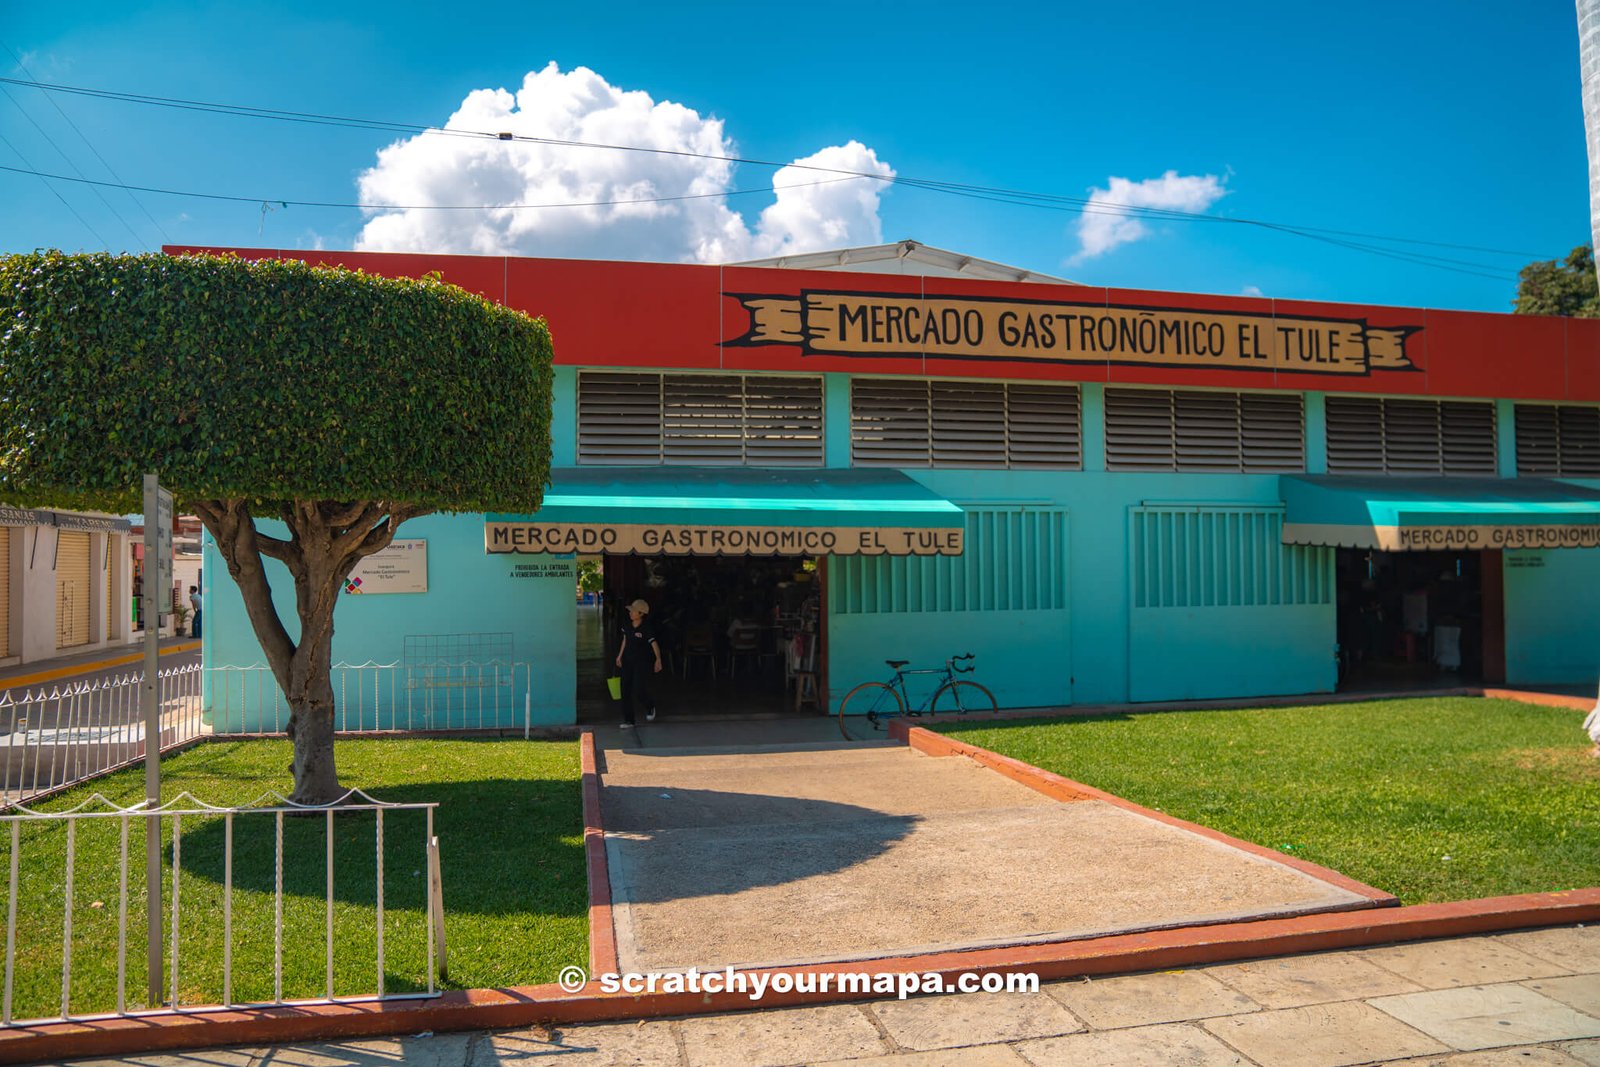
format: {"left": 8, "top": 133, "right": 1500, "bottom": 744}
{"left": 486, "top": 522, "right": 962, "bottom": 557}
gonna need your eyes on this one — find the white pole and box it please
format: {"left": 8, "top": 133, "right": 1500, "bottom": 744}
{"left": 141, "top": 473, "right": 161, "bottom": 1006}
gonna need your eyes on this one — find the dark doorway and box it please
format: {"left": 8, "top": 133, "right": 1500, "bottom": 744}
{"left": 1335, "top": 548, "right": 1503, "bottom": 691}
{"left": 576, "top": 554, "right": 823, "bottom": 723}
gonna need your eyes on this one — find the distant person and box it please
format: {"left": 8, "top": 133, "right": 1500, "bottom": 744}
{"left": 189, "top": 584, "right": 202, "bottom": 639}
{"left": 614, "top": 599, "right": 661, "bottom": 728}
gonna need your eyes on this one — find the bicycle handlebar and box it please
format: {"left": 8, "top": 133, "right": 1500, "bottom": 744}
{"left": 948, "top": 653, "right": 976, "bottom": 673}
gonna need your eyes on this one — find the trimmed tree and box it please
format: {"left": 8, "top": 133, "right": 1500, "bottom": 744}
{"left": 0, "top": 251, "right": 554, "bottom": 802}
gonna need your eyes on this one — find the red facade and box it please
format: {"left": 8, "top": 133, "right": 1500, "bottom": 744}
{"left": 165, "top": 246, "right": 1600, "bottom": 403}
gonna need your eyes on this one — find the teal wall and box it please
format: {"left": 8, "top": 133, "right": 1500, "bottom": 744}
{"left": 825, "top": 469, "right": 1335, "bottom": 710}
{"left": 203, "top": 368, "right": 1597, "bottom": 725}
{"left": 1503, "top": 546, "right": 1600, "bottom": 686}
{"left": 203, "top": 513, "right": 577, "bottom": 730}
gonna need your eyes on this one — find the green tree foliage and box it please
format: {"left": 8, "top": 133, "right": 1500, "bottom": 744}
{"left": 0, "top": 251, "right": 555, "bottom": 801}
{"left": 1513, "top": 245, "right": 1600, "bottom": 318}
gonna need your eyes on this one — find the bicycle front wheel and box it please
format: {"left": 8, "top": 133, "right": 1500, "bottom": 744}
{"left": 931, "top": 679, "right": 997, "bottom": 716}
{"left": 838, "top": 681, "right": 906, "bottom": 741}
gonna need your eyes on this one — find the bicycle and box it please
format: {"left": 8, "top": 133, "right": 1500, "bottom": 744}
{"left": 837, "top": 653, "right": 997, "bottom": 740}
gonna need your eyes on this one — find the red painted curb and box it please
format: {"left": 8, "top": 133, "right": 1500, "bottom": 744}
{"left": 580, "top": 731, "right": 620, "bottom": 977}
{"left": 900, "top": 725, "right": 1398, "bottom": 907}
{"left": 4, "top": 890, "right": 1597, "bottom": 1063}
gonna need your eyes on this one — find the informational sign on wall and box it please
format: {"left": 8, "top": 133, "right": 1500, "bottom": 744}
{"left": 345, "top": 539, "right": 428, "bottom": 594}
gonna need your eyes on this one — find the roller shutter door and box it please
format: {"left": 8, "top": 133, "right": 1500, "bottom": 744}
{"left": 56, "top": 530, "right": 92, "bottom": 649}
{"left": 0, "top": 530, "right": 10, "bottom": 657}
{"left": 105, "top": 539, "right": 116, "bottom": 640}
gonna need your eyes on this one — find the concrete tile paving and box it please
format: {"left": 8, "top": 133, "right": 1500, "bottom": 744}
{"left": 1357, "top": 936, "right": 1572, "bottom": 989}
{"left": 43, "top": 930, "right": 1600, "bottom": 1066}
{"left": 1530, "top": 975, "right": 1600, "bottom": 1018}
{"left": 1563, "top": 1037, "right": 1600, "bottom": 1065}
{"left": 1496, "top": 927, "right": 1600, "bottom": 974}
{"left": 870, "top": 990, "right": 1081, "bottom": 1050}
{"left": 1201, "top": 1001, "right": 1450, "bottom": 1066}
{"left": 1014, "top": 1022, "right": 1252, "bottom": 1065}
{"left": 1370, "top": 983, "right": 1600, "bottom": 1051}
{"left": 1205, "top": 949, "right": 1426, "bottom": 1009}
{"left": 675, "top": 1003, "right": 885, "bottom": 1067}
{"left": 1045, "top": 970, "right": 1260, "bottom": 1029}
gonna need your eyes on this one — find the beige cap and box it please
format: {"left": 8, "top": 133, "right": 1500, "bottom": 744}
{"left": 627, "top": 598, "right": 650, "bottom": 615}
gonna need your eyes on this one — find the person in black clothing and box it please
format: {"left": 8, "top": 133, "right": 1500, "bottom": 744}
{"left": 615, "top": 598, "right": 663, "bottom": 728}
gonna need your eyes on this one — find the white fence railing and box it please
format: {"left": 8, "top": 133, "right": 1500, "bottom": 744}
{"left": 0, "top": 664, "right": 204, "bottom": 807}
{"left": 0, "top": 788, "right": 443, "bottom": 1026}
{"left": 207, "top": 662, "right": 535, "bottom": 735}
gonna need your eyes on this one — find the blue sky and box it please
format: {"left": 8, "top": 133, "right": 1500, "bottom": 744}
{"left": 1, "top": 1, "right": 1588, "bottom": 311}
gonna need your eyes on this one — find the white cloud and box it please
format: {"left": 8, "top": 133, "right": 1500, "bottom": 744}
{"left": 1241, "top": 284, "right": 1264, "bottom": 297}
{"left": 1072, "top": 170, "right": 1227, "bottom": 262}
{"left": 354, "top": 63, "right": 894, "bottom": 262}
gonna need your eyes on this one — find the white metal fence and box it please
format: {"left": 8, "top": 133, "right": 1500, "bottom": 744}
{"left": 0, "top": 788, "right": 443, "bottom": 1026}
{"left": 0, "top": 661, "right": 537, "bottom": 807}
{"left": 0, "top": 664, "right": 204, "bottom": 807}
{"left": 207, "top": 662, "right": 535, "bottom": 735}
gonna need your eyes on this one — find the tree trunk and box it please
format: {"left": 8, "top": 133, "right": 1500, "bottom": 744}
{"left": 195, "top": 498, "right": 430, "bottom": 805}
{"left": 287, "top": 686, "right": 341, "bottom": 804}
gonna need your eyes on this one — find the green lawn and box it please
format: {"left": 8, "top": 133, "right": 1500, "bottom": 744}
{"left": 2, "top": 739, "right": 585, "bottom": 1021}
{"left": 939, "top": 697, "right": 1600, "bottom": 905}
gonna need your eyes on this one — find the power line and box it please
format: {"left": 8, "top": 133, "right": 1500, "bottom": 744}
{"left": 0, "top": 132, "right": 113, "bottom": 249}
{"left": 0, "top": 163, "right": 870, "bottom": 212}
{"left": 0, "top": 74, "right": 1563, "bottom": 277}
{"left": 3, "top": 45, "right": 172, "bottom": 244}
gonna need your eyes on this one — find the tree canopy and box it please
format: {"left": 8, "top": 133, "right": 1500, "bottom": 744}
{"left": 0, "top": 250, "right": 555, "bottom": 803}
{"left": 0, "top": 250, "right": 553, "bottom": 514}
{"left": 1513, "top": 245, "right": 1600, "bottom": 318}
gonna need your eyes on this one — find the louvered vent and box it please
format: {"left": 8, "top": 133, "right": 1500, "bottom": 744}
{"left": 578, "top": 372, "right": 823, "bottom": 466}
{"left": 852, "top": 379, "right": 1081, "bottom": 469}
{"left": 744, "top": 376, "right": 827, "bottom": 467}
{"left": 1516, "top": 404, "right": 1600, "bottom": 477}
{"left": 1325, "top": 396, "right": 1384, "bottom": 474}
{"left": 851, "top": 378, "right": 931, "bottom": 467}
{"left": 1105, "top": 389, "right": 1175, "bottom": 471}
{"left": 1007, "top": 383, "right": 1083, "bottom": 469}
{"left": 1560, "top": 405, "right": 1600, "bottom": 476}
{"left": 1439, "top": 401, "right": 1497, "bottom": 476}
{"left": 1108, "top": 388, "right": 1303, "bottom": 472}
{"left": 1241, "top": 393, "right": 1307, "bottom": 472}
{"left": 577, "top": 373, "right": 662, "bottom": 465}
{"left": 1326, "top": 396, "right": 1496, "bottom": 476}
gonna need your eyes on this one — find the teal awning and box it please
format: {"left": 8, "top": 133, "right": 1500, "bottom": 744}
{"left": 487, "top": 467, "right": 965, "bottom": 556}
{"left": 1280, "top": 475, "right": 1600, "bottom": 551}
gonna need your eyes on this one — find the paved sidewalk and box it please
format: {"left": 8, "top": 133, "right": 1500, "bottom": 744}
{"left": 0, "top": 636, "right": 200, "bottom": 693}
{"left": 599, "top": 742, "right": 1379, "bottom": 972}
{"left": 52, "top": 927, "right": 1600, "bottom": 1066}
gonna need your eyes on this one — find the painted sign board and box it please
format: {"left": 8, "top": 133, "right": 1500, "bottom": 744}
{"left": 1284, "top": 523, "right": 1600, "bottom": 552}
{"left": 485, "top": 522, "right": 963, "bottom": 557}
{"left": 345, "top": 539, "right": 428, "bottom": 594}
{"left": 727, "top": 291, "right": 1420, "bottom": 377}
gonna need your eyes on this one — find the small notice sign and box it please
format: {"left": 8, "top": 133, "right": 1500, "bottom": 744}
{"left": 346, "top": 539, "right": 428, "bottom": 594}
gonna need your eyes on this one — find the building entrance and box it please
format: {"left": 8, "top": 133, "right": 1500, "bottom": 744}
{"left": 576, "top": 554, "right": 823, "bottom": 723}
{"left": 1335, "top": 548, "right": 1504, "bottom": 691}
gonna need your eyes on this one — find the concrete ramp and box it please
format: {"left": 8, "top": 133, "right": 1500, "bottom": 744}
{"left": 598, "top": 741, "right": 1383, "bottom": 972}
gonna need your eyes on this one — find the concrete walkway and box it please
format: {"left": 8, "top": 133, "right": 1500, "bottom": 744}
{"left": 55, "top": 927, "right": 1600, "bottom": 1066}
{"left": 598, "top": 741, "right": 1378, "bottom": 972}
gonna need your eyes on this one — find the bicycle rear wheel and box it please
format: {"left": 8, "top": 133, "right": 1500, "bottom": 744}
{"left": 838, "top": 681, "right": 905, "bottom": 740}
{"left": 931, "top": 679, "right": 997, "bottom": 715}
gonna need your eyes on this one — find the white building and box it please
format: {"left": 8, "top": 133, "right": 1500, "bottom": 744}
{"left": 0, "top": 506, "right": 134, "bottom": 668}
